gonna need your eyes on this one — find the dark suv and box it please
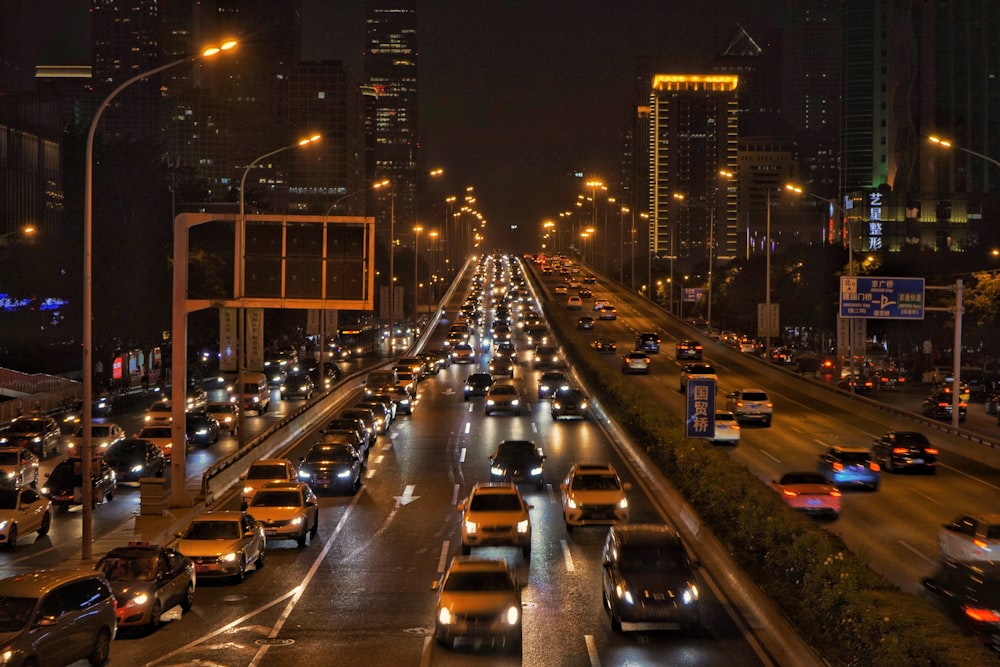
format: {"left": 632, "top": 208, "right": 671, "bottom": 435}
{"left": 924, "top": 560, "right": 1000, "bottom": 651}
{"left": 0, "top": 416, "right": 61, "bottom": 459}
{"left": 488, "top": 440, "right": 546, "bottom": 489}
{"left": 872, "top": 430, "right": 938, "bottom": 474}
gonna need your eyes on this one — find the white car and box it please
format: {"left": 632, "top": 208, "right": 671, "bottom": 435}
{"left": 66, "top": 422, "right": 127, "bottom": 458}
{"left": 939, "top": 513, "right": 1000, "bottom": 563}
{"left": 726, "top": 389, "right": 773, "bottom": 426}
{"left": 560, "top": 463, "right": 631, "bottom": 531}
{"left": 0, "top": 447, "right": 39, "bottom": 488}
{"left": 711, "top": 411, "right": 741, "bottom": 444}
{"left": 0, "top": 486, "right": 52, "bottom": 548}
{"left": 621, "top": 351, "right": 650, "bottom": 374}
{"left": 566, "top": 296, "right": 583, "bottom": 310}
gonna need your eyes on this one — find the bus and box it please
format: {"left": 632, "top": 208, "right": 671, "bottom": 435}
{"left": 338, "top": 325, "right": 381, "bottom": 358}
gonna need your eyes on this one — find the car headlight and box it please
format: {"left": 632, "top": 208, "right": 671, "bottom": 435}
{"left": 486, "top": 400, "right": 495, "bottom": 406}
{"left": 616, "top": 583, "right": 634, "bottom": 605}
{"left": 540, "top": 384, "right": 550, "bottom": 392}
{"left": 618, "top": 497, "right": 629, "bottom": 509}
{"left": 297, "top": 471, "right": 311, "bottom": 480}
{"left": 552, "top": 402, "right": 561, "bottom": 409}
{"left": 580, "top": 402, "right": 588, "bottom": 410}
{"left": 131, "top": 464, "right": 144, "bottom": 473}
{"left": 565, "top": 497, "right": 578, "bottom": 509}
{"left": 504, "top": 605, "right": 520, "bottom": 626}
{"left": 0, "top": 520, "right": 7, "bottom": 532}
{"left": 516, "top": 519, "right": 530, "bottom": 534}
{"left": 337, "top": 470, "right": 352, "bottom": 478}
{"left": 290, "top": 517, "right": 303, "bottom": 526}
{"left": 221, "top": 552, "right": 238, "bottom": 562}
{"left": 195, "top": 428, "right": 208, "bottom": 436}
{"left": 40, "top": 487, "right": 50, "bottom": 496}
{"left": 530, "top": 466, "right": 543, "bottom": 476}
{"left": 511, "top": 399, "right": 519, "bottom": 406}
{"left": 682, "top": 584, "right": 699, "bottom": 604}
{"left": 464, "top": 520, "right": 478, "bottom": 534}
{"left": 490, "top": 465, "right": 504, "bottom": 476}
{"left": 131, "top": 592, "right": 149, "bottom": 607}
{"left": 438, "top": 606, "right": 454, "bottom": 625}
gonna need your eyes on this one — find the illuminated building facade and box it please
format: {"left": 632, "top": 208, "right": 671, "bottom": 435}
{"left": 648, "top": 74, "right": 739, "bottom": 266}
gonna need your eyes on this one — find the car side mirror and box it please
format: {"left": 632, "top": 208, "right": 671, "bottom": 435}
{"left": 456, "top": 500, "right": 466, "bottom": 511}
{"left": 526, "top": 504, "right": 534, "bottom": 510}
{"left": 559, "top": 482, "right": 568, "bottom": 492}
{"left": 622, "top": 482, "right": 633, "bottom": 491}
{"left": 602, "top": 560, "right": 612, "bottom": 569}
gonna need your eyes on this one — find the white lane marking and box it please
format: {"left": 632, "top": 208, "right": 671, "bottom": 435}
{"left": 546, "top": 483, "right": 557, "bottom": 503}
{"left": 898, "top": 539, "right": 938, "bottom": 568}
{"left": 381, "top": 441, "right": 393, "bottom": 451}
{"left": 464, "top": 421, "right": 471, "bottom": 434}
{"left": 150, "top": 491, "right": 364, "bottom": 667}
{"left": 419, "top": 635, "right": 433, "bottom": 667}
{"left": 584, "top": 634, "right": 601, "bottom": 667}
{"left": 813, "top": 438, "right": 832, "bottom": 450}
{"left": 910, "top": 488, "right": 944, "bottom": 507}
{"left": 459, "top": 447, "right": 467, "bottom": 463}
{"left": 437, "top": 540, "right": 450, "bottom": 573}
{"left": 451, "top": 484, "right": 461, "bottom": 506}
{"left": 365, "top": 468, "right": 377, "bottom": 479}
{"left": 374, "top": 455, "right": 385, "bottom": 464}
{"left": 940, "top": 463, "right": 1000, "bottom": 494}
{"left": 467, "top": 403, "right": 473, "bottom": 413}
{"left": 759, "top": 449, "right": 782, "bottom": 464}
{"left": 394, "top": 484, "right": 419, "bottom": 506}
{"left": 560, "top": 539, "right": 575, "bottom": 572}
{"left": 531, "top": 422, "right": 538, "bottom": 433}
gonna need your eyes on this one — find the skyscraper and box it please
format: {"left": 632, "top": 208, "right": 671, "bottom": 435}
{"left": 648, "top": 74, "right": 740, "bottom": 266}
{"left": 364, "top": 0, "right": 418, "bottom": 242}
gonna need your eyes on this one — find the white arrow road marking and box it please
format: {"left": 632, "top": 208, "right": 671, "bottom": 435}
{"left": 394, "top": 484, "right": 420, "bottom": 506}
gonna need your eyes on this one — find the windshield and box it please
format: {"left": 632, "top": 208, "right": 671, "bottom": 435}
{"left": 0, "top": 489, "right": 19, "bottom": 510}
{"left": 0, "top": 452, "right": 18, "bottom": 466}
{"left": 619, "top": 543, "right": 685, "bottom": 572}
{"left": 572, "top": 474, "right": 620, "bottom": 491}
{"left": 251, "top": 491, "right": 301, "bottom": 508}
{"left": 0, "top": 597, "right": 35, "bottom": 632}
{"left": 246, "top": 464, "right": 288, "bottom": 480}
{"left": 307, "top": 447, "right": 352, "bottom": 463}
{"left": 741, "top": 392, "right": 768, "bottom": 401}
{"left": 97, "top": 556, "right": 157, "bottom": 581}
{"left": 444, "top": 570, "right": 514, "bottom": 592}
{"left": 4, "top": 421, "right": 43, "bottom": 434}
{"left": 492, "top": 386, "right": 517, "bottom": 396}
{"left": 183, "top": 520, "right": 241, "bottom": 540}
{"left": 469, "top": 493, "right": 522, "bottom": 512}
{"left": 498, "top": 442, "right": 536, "bottom": 458}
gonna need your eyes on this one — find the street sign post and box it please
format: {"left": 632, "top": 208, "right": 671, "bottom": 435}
{"left": 840, "top": 277, "right": 924, "bottom": 319}
{"left": 686, "top": 378, "right": 716, "bottom": 439}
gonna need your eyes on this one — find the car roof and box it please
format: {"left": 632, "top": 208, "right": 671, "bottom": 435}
{"left": 250, "top": 458, "right": 292, "bottom": 467}
{"left": 0, "top": 569, "right": 108, "bottom": 597}
{"left": 471, "top": 482, "right": 522, "bottom": 495}
{"left": 260, "top": 481, "right": 306, "bottom": 491}
{"left": 571, "top": 462, "right": 616, "bottom": 475}
{"left": 446, "top": 556, "right": 512, "bottom": 574}
{"left": 191, "top": 510, "right": 245, "bottom": 521}
{"left": 102, "top": 542, "right": 168, "bottom": 559}
{"left": 610, "top": 523, "right": 682, "bottom": 546}
{"left": 828, "top": 446, "right": 871, "bottom": 455}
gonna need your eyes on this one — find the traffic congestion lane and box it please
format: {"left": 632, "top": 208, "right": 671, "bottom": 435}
{"left": 538, "top": 268, "right": 1000, "bottom": 600}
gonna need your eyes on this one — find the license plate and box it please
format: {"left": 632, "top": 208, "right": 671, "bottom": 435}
{"left": 911, "top": 459, "right": 923, "bottom": 465}
{"left": 265, "top": 529, "right": 278, "bottom": 536}
{"left": 197, "top": 563, "right": 219, "bottom": 572}
{"left": 807, "top": 498, "right": 822, "bottom": 506}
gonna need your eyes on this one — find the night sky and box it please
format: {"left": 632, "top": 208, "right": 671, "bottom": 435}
{"left": 311, "top": 1, "right": 783, "bottom": 249}
{"left": 10, "top": 1, "right": 784, "bottom": 250}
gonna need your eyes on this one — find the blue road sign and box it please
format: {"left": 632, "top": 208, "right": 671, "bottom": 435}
{"left": 683, "top": 287, "right": 703, "bottom": 303}
{"left": 840, "top": 276, "right": 924, "bottom": 319}
{"left": 686, "top": 378, "right": 716, "bottom": 438}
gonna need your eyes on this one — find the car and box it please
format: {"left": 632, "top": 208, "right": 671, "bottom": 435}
{"left": 280, "top": 370, "right": 315, "bottom": 400}
{"left": 601, "top": 524, "right": 700, "bottom": 632}
{"left": 923, "top": 560, "right": 1000, "bottom": 649}
{"left": 241, "top": 458, "right": 298, "bottom": 508}
{"left": 355, "top": 398, "right": 391, "bottom": 434}
{"left": 871, "top": 430, "right": 938, "bottom": 473}
{"left": 175, "top": 510, "right": 266, "bottom": 582}
{"left": 338, "top": 407, "right": 378, "bottom": 446}
{"left": 675, "top": 340, "right": 703, "bottom": 360}
{"left": 491, "top": 325, "right": 513, "bottom": 343}
{"left": 96, "top": 543, "right": 195, "bottom": 630}
{"left": 593, "top": 298, "right": 609, "bottom": 311}
{"left": 450, "top": 343, "right": 476, "bottom": 364}
{"left": 621, "top": 351, "right": 651, "bottom": 374}
{"left": 494, "top": 340, "right": 519, "bottom": 363}
{"left": 42, "top": 456, "right": 117, "bottom": 508}
{"left": 246, "top": 481, "right": 319, "bottom": 547}
{"left": 532, "top": 344, "right": 561, "bottom": 369}
{"left": 418, "top": 352, "right": 440, "bottom": 375}
{"left": 485, "top": 384, "right": 522, "bottom": 416}
{"left": 939, "top": 513, "right": 1000, "bottom": 563}
{"left": 186, "top": 413, "right": 221, "bottom": 446}
{"left": 0, "top": 569, "right": 117, "bottom": 666}
{"left": 577, "top": 316, "right": 595, "bottom": 330}
{"left": 488, "top": 355, "right": 515, "bottom": 378}
{"left": 0, "top": 446, "right": 39, "bottom": 489}
{"left": 770, "top": 472, "right": 842, "bottom": 520}
{"left": 583, "top": 275, "right": 597, "bottom": 284}
{"left": 551, "top": 387, "right": 588, "bottom": 420}
{"left": 297, "top": 442, "right": 363, "bottom": 495}
{"left": 566, "top": 295, "right": 584, "bottom": 310}
{"left": 592, "top": 336, "right": 617, "bottom": 354}
{"left": 319, "top": 422, "right": 369, "bottom": 459}
{"left": 0, "top": 416, "right": 61, "bottom": 459}
{"left": 376, "top": 385, "right": 413, "bottom": 415}
{"left": 434, "top": 557, "right": 522, "bottom": 651}
{"left": 206, "top": 402, "right": 240, "bottom": 435}
{"left": 362, "top": 392, "right": 397, "bottom": 423}
{"left": 537, "top": 371, "right": 569, "bottom": 400}
{"left": 679, "top": 363, "right": 718, "bottom": 392}
{"left": 305, "top": 361, "right": 341, "bottom": 390}
{"left": 136, "top": 424, "right": 183, "bottom": 460}
{"left": 598, "top": 304, "right": 618, "bottom": 320}
{"left": 488, "top": 440, "right": 546, "bottom": 489}
{"left": 65, "top": 421, "right": 126, "bottom": 458}
{"left": 726, "top": 389, "right": 773, "bottom": 426}
{"left": 578, "top": 287, "right": 593, "bottom": 299}
{"left": 560, "top": 463, "right": 631, "bottom": 531}
{"left": 710, "top": 411, "right": 741, "bottom": 444}
{"left": 458, "top": 483, "right": 533, "bottom": 559}
{"left": 635, "top": 332, "right": 661, "bottom": 353}
{"left": 923, "top": 392, "right": 967, "bottom": 422}
{"left": 463, "top": 372, "right": 495, "bottom": 400}
{"left": 185, "top": 384, "right": 208, "bottom": 414}
{"left": 395, "top": 369, "right": 417, "bottom": 394}
{"left": 524, "top": 324, "right": 549, "bottom": 345}
{"left": 817, "top": 446, "right": 880, "bottom": 490}
{"left": 554, "top": 284, "right": 568, "bottom": 295}
{"left": 428, "top": 348, "right": 452, "bottom": 369}
{"left": 104, "top": 438, "right": 166, "bottom": 483}
{"left": 143, "top": 399, "right": 174, "bottom": 424}
{"left": 398, "top": 356, "right": 425, "bottom": 380}
{"left": 838, "top": 374, "right": 875, "bottom": 395}
{"left": 0, "top": 486, "right": 52, "bottom": 548}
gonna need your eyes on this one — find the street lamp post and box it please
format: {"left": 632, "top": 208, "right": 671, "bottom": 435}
{"left": 325, "top": 178, "right": 389, "bottom": 216}
{"left": 928, "top": 135, "right": 1000, "bottom": 169}
{"left": 586, "top": 179, "right": 604, "bottom": 269}
{"left": 672, "top": 193, "right": 716, "bottom": 332}
{"left": 618, "top": 205, "right": 628, "bottom": 284}
{"left": 82, "top": 40, "right": 237, "bottom": 555}
{"left": 413, "top": 225, "right": 423, "bottom": 320}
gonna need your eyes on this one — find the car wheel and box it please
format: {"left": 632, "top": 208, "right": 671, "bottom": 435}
{"left": 181, "top": 584, "right": 195, "bottom": 612}
{"left": 310, "top": 516, "right": 319, "bottom": 538}
{"left": 235, "top": 556, "right": 247, "bottom": 582}
{"left": 296, "top": 530, "right": 307, "bottom": 548}
{"left": 461, "top": 543, "right": 471, "bottom": 556}
{"left": 37, "top": 512, "right": 51, "bottom": 537}
{"left": 256, "top": 549, "right": 265, "bottom": 569}
{"left": 5, "top": 525, "right": 17, "bottom": 549}
{"left": 764, "top": 417, "right": 772, "bottom": 427}
{"left": 565, "top": 522, "right": 574, "bottom": 534}
{"left": 148, "top": 599, "right": 162, "bottom": 630}
{"left": 106, "top": 486, "right": 114, "bottom": 502}
{"left": 522, "top": 544, "right": 531, "bottom": 560}
{"left": 610, "top": 611, "right": 623, "bottom": 633}
{"left": 88, "top": 628, "right": 112, "bottom": 666}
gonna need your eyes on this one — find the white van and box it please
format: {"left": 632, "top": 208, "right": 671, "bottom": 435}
{"left": 239, "top": 372, "right": 270, "bottom": 414}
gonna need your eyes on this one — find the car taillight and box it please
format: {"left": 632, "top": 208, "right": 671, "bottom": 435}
{"left": 892, "top": 447, "right": 908, "bottom": 454}
{"left": 965, "top": 606, "right": 1000, "bottom": 623}
{"left": 832, "top": 462, "right": 844, "bottom": 472}
{"left": 974, "top": 538, "right": 990, "bottom": 549}
{"left": 869, "top": 462, "right": 880, "bottom": 471}
{"left": 782, "top": 489, "right": 798, "bottom": 497}
{"left": 925, "top": 448, "right": 939, "bottom": 455}
{"left": 830, "top": 489, "right": 842, "bottom": 497}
